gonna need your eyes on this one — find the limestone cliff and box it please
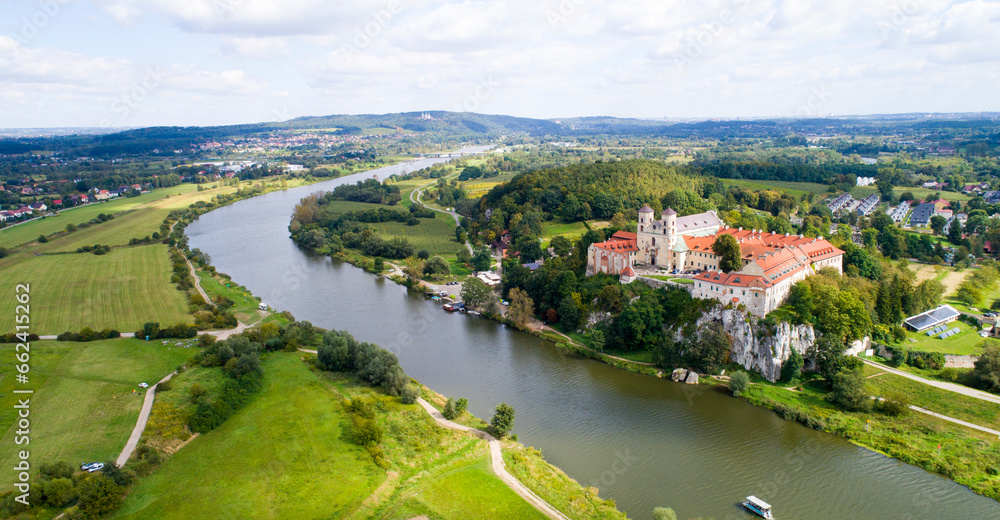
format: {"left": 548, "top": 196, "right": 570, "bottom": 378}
{"left": 671, "top": 305, "right": 816, "bottom": 382}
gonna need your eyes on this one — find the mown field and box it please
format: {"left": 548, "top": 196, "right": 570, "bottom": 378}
{"left": 321, "top": 199, "right": 462, "bottom": 256}
{"left": 0, "top": 186, "right": 193, "bottom": 248}
{"left": 862, "top": 364, "right": 1000, "bottom": 430}
{"left": 115, "top": 353, "right": 553, "bottom": 520}
{"left": 0, "top": 338, "right": 197, "bottom": 475}
{"left": 902, "top": 320, "right": 987, "bottom": 355}
{"left": 720, "top": 178, "right": 831, "bottom": 199}
{"left": 0, "top": 245, "right": 191, "bottom": 334}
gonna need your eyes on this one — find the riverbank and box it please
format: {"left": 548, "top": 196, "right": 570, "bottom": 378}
{"left": 338, "top": 250, "right": 1000, "bottom": 503}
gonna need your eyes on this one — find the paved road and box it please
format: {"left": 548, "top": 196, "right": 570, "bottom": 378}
{"left": 862, "top": 359, "right": 1000, "bottom": 405}
{"left": 415, "top": 398, "right": 570, "bottom": 520}
{"left": 116, "top": 371, "right": 177, "bottom": 467}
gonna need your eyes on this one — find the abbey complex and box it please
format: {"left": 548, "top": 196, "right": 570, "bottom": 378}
{"left": 586, "top": 205, "right": 844, "bottom": 317}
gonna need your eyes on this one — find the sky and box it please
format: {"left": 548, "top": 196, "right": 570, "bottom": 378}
{"left": 0, "top": 0, "right": 998, "bottom": 128}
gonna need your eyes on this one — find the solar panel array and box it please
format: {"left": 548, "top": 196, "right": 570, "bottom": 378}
{"left": 938, "top": 328, "right": 962, "bottom": 340}
{"left": 927, "top": 324, "right": 949, "bottom": 336}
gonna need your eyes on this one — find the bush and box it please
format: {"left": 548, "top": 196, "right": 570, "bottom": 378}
{"left": 877, "top": 390, "right": 910, "bottom": 416}
{"left": 728, "top": 371, "right": 750, "bottom": 397}
{"left": 42, "top": 478, "right": 75, "bottom": 507}
{"left": 76, "top": 474, "right": 125, "bottom": 518}
{"left": 455, "top": 397, "right": 468, "bottom": 415}
{"left": 400, "top": 384, "right": 420, "bottom": 404}
{"left": 828, "top": 369, "right": 871, "bottom": 411}
{"left": 780, "top": 350, "right": 803, "bottom": 382}
{"left": 442, "top": 398, "right": 457, "bottom": 420}
{"left": 653, "top": 507, "right": 678, "bottom": 520}
{"left": 352, "top": 417, "right": 383, "bottom": 447}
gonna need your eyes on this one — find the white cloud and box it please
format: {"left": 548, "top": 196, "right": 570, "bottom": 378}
{"left": 1, "top": 0, "right": 998, "bottom": 126}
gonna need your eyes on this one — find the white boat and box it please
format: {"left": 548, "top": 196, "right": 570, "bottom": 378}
{"left": 743, "top": 496, "right": 773, "bottom": 519}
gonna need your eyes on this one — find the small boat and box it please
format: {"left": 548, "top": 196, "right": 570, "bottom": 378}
{"left": 431, "top": 295, "right": 441, "bottom": 301}
{"left": 743, "top": 496, "right": 773, "bottom": 519}
{"left": 443, "top": 303, "right": 454, "bottom": 311}
{"left": 467, "top": 310, "right": 481, "bottom": 316}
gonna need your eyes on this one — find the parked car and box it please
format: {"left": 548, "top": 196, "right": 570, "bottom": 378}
{"left": 138, "top": 382, "right": 149, "bottom": 388}
{"left": 81, "top": 462, "right": 100, "bottom": 471}
{"left": 82, "top": 462, "right": 104, "bottom": 473}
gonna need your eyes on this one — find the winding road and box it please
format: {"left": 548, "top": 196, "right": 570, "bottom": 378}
{"left": 116, "top": 371, "right": 177, "bottom": 467}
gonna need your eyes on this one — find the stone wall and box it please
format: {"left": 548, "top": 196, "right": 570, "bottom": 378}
{"left": 671, "top": 305, "right": 816, "bottom": 382}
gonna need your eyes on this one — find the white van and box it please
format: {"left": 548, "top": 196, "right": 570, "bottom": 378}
{"left": 258, "top": 302, "right": 268, "bottom": 311}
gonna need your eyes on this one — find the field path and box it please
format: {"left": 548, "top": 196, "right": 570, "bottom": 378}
{"left": 862, "top": 359, "right": 1000, "bottom": 405}
{"left": 186, "top": 256, "right": 215, "bottom": 308}
{"left": 908, "top": 404, "right": 1000, "bottom": 437}
{"left": 116, "top": 371, "right": 177, "bottom": 467}
{"left": 296, "top": 347, "right": 567, "bottom": 519}
{"left": 415, "top": 398, "right": 571, "bottom": 520}
{"left": 410, "top": 179, "right": 472, "bottom": 254}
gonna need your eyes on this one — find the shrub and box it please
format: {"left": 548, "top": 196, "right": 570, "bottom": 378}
{"left": 653, "top": 507, "right": 678, "bottom": 520}
{"left": 728, "top": 371, "right": 750, "bottom": 397}
{"left": 877, "top": 390, "right": 910, "bottom": 416}
{"left": 780, "top": 350, "right": 803, "bottom": 382}
{"left": 76, "top": 474, "right": 125, "bottom": 518}
{"left": 442, "top": 398, "right": 457, "bottom": 420}
{"left": 828, "top": 369, "right": 871, "bottom": 411}
{"left": 455, "top": 397, "right": 468, "bottom": 415}
{"left": 42, "top": 478, "right": 75, "bottom": 507}
{"left": 400, "top": 384, "right": 420, "bottom": 404}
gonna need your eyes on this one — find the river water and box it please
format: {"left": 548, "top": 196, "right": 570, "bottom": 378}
{"left": 187, "top": 149, "right": 1000, "bottom": 520}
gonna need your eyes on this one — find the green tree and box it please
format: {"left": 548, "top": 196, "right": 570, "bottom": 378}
{"left": 455, "top": 398, "right": 468, "bottom": 415}
{"left": 373, "top": 257, "right": 385, "bottom": 273}
{"left": 929, "top": 215, "right": 947, "bottom": 235}
{"left": 877, "top": 390, "right": 910, "bottom": 416}
{"left": 551, "top": 235, "right": 572, "bottom": 256}
{"left": 77, "top": 474, "right": 126, "bottom": 517}
{"left": 728, "top": 371, "right": 750, "bottom": 397}
{"left": 42, "top": 478, "right": 75, "bottom": 508}
{"left": 685, "top": 321, "right": 731, "bottom": 373}
{"left": 948, "top": 219, "right": 964, "bottom": 245}
{"left": 423, "top": 256, "right": 451, "bottom": 277}
{"left": 461, "top": 277, "right": 494, "bottom": 310}
{"left": 507, "top": 288, "right": 535, "bottom": 328}
{"left": 490, "top": 402, "right": 516, "bottom": 438}
{"left": 972, "top": 343, "right": 1000, "bottom": 393}
{"left": 828, "top": 368, "right": 871, "bottom": 411}
{"left": 472, "top": 248, "right": 492, "bottom": 272}
{"left": 558, "top": 295, "right": 582, "bottom": 330}
{"left": 780, "top": 350, "right": 804, "bottom": 382}
{"left": 711, "top": 233, "right": 742, "bottom": 273}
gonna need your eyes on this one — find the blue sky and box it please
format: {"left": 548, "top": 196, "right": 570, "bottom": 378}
{"left": 1, "top": 0, "right": 998, "bottom": 128}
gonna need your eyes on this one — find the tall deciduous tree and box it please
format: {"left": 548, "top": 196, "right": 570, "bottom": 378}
{"left": 712, "top": 233, "right": 742, "bottom": 273}
{"left": 461, "top": 277, "right": 494, "bottom": 310}
{"left": 507, "top": 288, "right": 535, "bottom": 328}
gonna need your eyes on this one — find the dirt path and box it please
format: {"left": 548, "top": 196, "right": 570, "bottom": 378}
{"left": 415, "top": 398, "right": 570, "bottom": 520}
{"left": 533, "top": 320, "right": 658, "bottom": 367}
{"left": 410, "top": 179, "right": 472, "bottom": 254}
{"left": 116, "top": 371, "right": 177, "bottom": 467}
{"left": 862, "top": 359, "right": 1000, "bottom": 405}
{"left": 185, "top": 256, "right": 215, "bottom": 308}
{"left": 909, "top": 404, "right": 1000, "bottom": 437}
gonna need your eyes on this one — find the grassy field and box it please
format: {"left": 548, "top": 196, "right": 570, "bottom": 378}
{"left": 196, "top": 271, "right": 291, "bottom": 328}
{"left": 895, "top": 187, "right": 972, "bottom": 202}
{"left": 116, "top": 353, "right": 560, "bottom": 520}
{"left": 372, "top": 212, "right": 461, "bottom": 256}
{"left": 463, "top": 173, "right": 518, "bottom": 198}
{"left": 0, "top": 245, "right": 191, "bottom": 334}
{"left": 0, "top": 338, "right": 197, "bottom": 475}
{"left": 0, "top": 185, "right": 201, "bottom": 248}
{"left": 720, "top": 179, "right": 831, "bottom": 199}
{"left": 320, "top": 199, "right": 462, "bottom": 255}
{"left": 863, "top": 365, "right": 1000, "bottom": 430}
{"left": 114, "top": 354, "right": 383, "bottom": 519}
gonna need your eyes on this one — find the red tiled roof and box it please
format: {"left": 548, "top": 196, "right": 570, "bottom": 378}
{"left": 621, "top": 266, "right": 636, "bottom": 277}
{"left": 593, "top": 239, "right": 639, "bottom": 253}
{"left": 611, "top": 231, "right": 637, "bottom": 241}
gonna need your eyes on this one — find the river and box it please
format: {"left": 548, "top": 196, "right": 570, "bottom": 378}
{"left": 187, "top": 148, "right": 1000, "bottom": 520}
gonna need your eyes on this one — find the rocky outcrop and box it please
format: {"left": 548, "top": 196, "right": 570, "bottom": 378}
{"left": 669, "top": 368, "right": 700, "bottom": 384}
{"left": 672, "top": 306, "right": 816, "bottom": 382}
{"left": 945, "top": 354, "right": 979, "bottom": 368}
